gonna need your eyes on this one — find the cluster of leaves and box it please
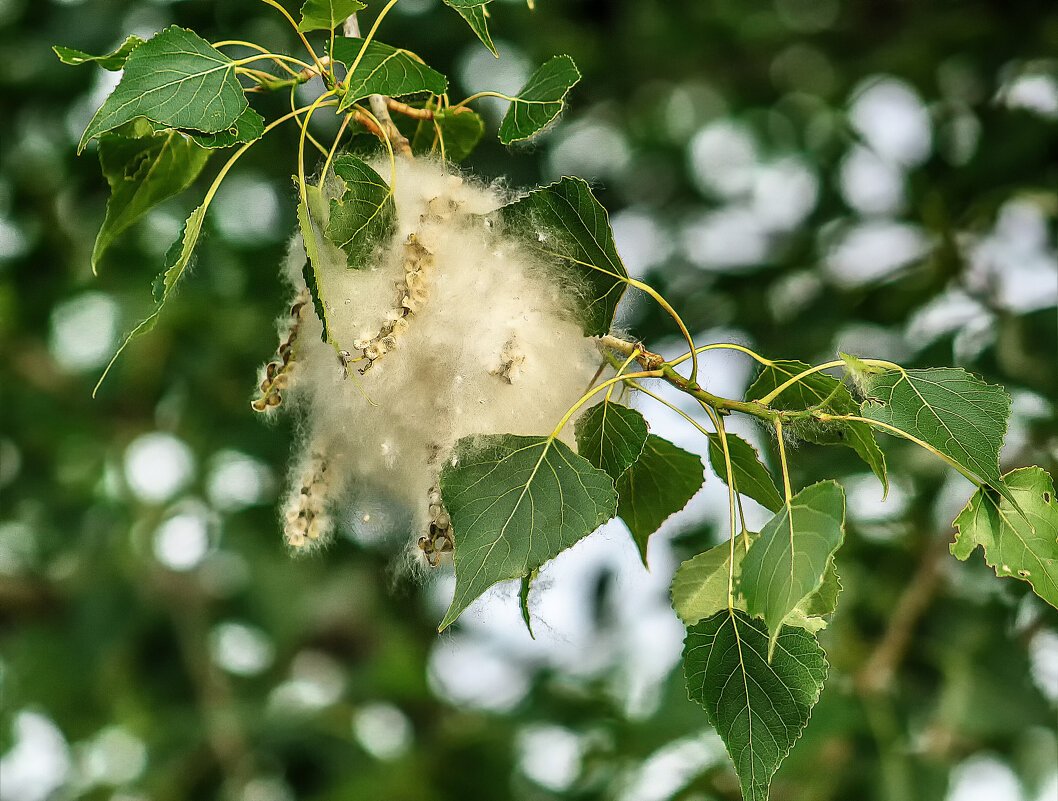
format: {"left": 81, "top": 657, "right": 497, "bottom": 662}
{"left": 431, "top": 200, "right": 1058, "bottom": 799}
{"left": 61, "top": 3, "right": 1058, "bottom": 801}
{"left": 59, "top": 0, "right": 581, "bottom": 387}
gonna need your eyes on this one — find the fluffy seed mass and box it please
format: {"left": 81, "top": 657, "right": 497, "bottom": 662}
{"left": 266, "top": 158, "right": 603, "bottom": 557}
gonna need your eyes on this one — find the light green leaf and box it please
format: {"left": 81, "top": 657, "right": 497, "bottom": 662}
{"left": 784, "top": 558, "right": 841, "bottom": 634}
{"left": 952, "top": 466, "right": 1058, "bottom": 609}
{"left": 411, "top": 108, "right": 485, "bottom": 162}
{"left": 325, "top": 154, "right": 395, "bottom": 269}
{"left": 79, "top": 27, "right": 247, "bottom": 152}
{"left": 501, "top": 177, "right": 628, "bottom": 336}
{"left": 574, "top": 401, "right": 649, "bottom": 482}
{"left": 740, "top": 481, "right": 845, "bottom": 656}
{"left": 748, "top": 359, "right": 888, "bottom": 493}
{"left": 298, "top": 0, "right": 366, "bottom": 32}
{"left": 439, "top": 434, "right": 617, "bottom": 630}
{"left": 184, "top": 106, "right": 265, "bottom": 149}
{"left": 297, "top": 183, "right": 335, "bottom": 343}
{"left": 617, "top": 434, "right": 704, "bottom": 562}
{"left": 672, "top": 539, "right": 749, "bottom": 626}
{"left": 706, "top": 432, "right": 784, "bottom": 513}
{"left": 672, "top": 534, "right": 840, "bottom": 633}
{"left": 684, "top": 610, "right": 827, "bottom": 801}
{"left": 858, "top": 366, "right": 1013, "bottom": 503}
{"left": 91, "top": 122, "right": 210, "bottom": 272}
{"left": 498, "top": 55, "right": 580, "bottom": 144}
{"left": 443, "top": 1, "right": 498, "bottom": 57}
{"left": 94, "top": 204, "right": 206, "bottom": 395}
{"left": 53, "top": 35, "right": 144, "bottom": 70}
{"left": 331, "top": 38, "right": 448, "bottom": 109}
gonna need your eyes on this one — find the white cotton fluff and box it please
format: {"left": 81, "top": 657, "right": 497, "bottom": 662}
{"left": 270, "top": 157, "right": 604, "bottom": 561}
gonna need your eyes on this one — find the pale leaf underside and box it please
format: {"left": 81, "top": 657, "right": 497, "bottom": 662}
{"left": 740, "top": 481, "right": 845, "bottom": 655}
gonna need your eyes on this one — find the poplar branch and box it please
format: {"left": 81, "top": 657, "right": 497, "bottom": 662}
{"left": 343, "top": 13, "right": 414, "bottom": 158}
{"left": 598, "top": 334, "right": 786, "bottom": 421}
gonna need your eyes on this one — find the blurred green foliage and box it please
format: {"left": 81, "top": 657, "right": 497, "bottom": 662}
{"left": 1, "top": 1, "right": 1056, "bottom": 800}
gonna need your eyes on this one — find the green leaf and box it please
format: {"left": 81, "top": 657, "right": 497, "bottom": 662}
{"left": 438, "top": 434, "right": 617, "bottom": 630}
{"left": 672, "top": 539, "right": 748, "bottom": 626}
{"left": 519, "top": 568, "right": 538, "bottom": 639}
{"left": 706, "top": 432, "right": 784, "bottom": 513}
{"left": 91, "top": 122, "right": 210, "bottom": 272}
{"left": 740, "top": 481, "right": 845, "bottom": 656}
{"left": 684, "top": 610, "right": 827, "bottom": 801}
{"left": 411, "top": 108, "right": 485, "bottom": 162}
{"left": 748, "top": 360, "right": 888, "bottom": 493}
{"left": 498, "top": 55, "right": 580, "bottom": 144}
{"left": 184, "top": 106, "right": 265, "bottom": 149}
{"left": 785, "top": 558, "right": 841, "bottom": 633}
{"left": 324, "top": 154, "right": 395, "bottom": 269}
{"left": 574, "top": 401, "right": 649, "bottom": 482}
{"left": 858, "top": 367, "right": 1013, "bottom": 503}
{"left": 672, "top": 534, "right": 840, "bottom": 633}
{"left": 79, "top": 27, "right": 247, "bottom": 152}
{"left": 95, "top": 204, "right": 207, "bottom": 395}
{"left": 443, "top": 1, "right": 498, "bottom": 57}
{"left": 331, "top": 38, "right": 448, "bottom": 109}
{"left": 53, "top": 35, "right": 144, "bottom": 70}
{"left": 952, "top": 467, "right": 1058, "bottom": 609}
{"left": 617, "top": 434, "right": 704, "bottom": 562}
{"left": 298, "top": 0, "right": 366, "bottom": 32}
{"left": 501, "top": 177, "right": 628, "bottom": 336}
{"left": 297, "top": 183, "right": 335, "bottom": 343}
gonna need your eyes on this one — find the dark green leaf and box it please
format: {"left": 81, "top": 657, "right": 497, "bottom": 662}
{"left": 858, "top": 366, "right": 1012, "bottom": 503}
{"left": 617, "top": 434, "right": 704, "bottom": 562}
{"left": 684, "top": 610, "right": 827, "bottom": 801}
{"left": 706, "top": 431, "right": 784, "bottom": 513}
{"left": 53, "top": 35, "right": 144, "bottom": 70}
{"left": 747, "top": 359, "right": 888, "bottom": 493}
{"left": 501, "top": 176, "right": 628, "bottom": 336}
{"left": 92, "top": 121, "right": 210, "bottom": 272}
{"left": 411, "top": 108, "right": 485, "bottom": 162}
{"left": 184, "top": 106, "right": 265, "bottom": 149}
{"left": 574, "top": 401, "right": 649, "bottom": 482}
{"left": 79, "top": 27, "right": 247, "bottom": 152}
{"left": 443, "top": 1, "right": 498, "bottom": 57}
{"left": 298, "top": 0, "right": 366, "bottom": 32}
{"left": 952, "top": 467, "right": 1058, "bottom": 609}
{"left": 439, "top": 434, "right": 617, "bottom": 630}
{"left": 498, "top": 55, "right": 580, "bottom": 144}
{"left": 740, "top": 481, "right": 845, "bottom": 656}
{"left": 325, "top": 154, "right": 395, "bottom": 269}
{"left": 331, "top": 38, "right": 448, "bottom": 109}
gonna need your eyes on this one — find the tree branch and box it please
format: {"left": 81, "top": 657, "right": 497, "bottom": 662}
{"left": 343, "top": 12, "right": 413, "bottom": 158}
{"left": 855, "top": 534, "right": 950, "bottom": 695}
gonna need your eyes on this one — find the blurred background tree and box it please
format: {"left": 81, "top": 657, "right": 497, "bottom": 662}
{"left": 1, "top": 1, "right": 1056, "bottom": 800}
